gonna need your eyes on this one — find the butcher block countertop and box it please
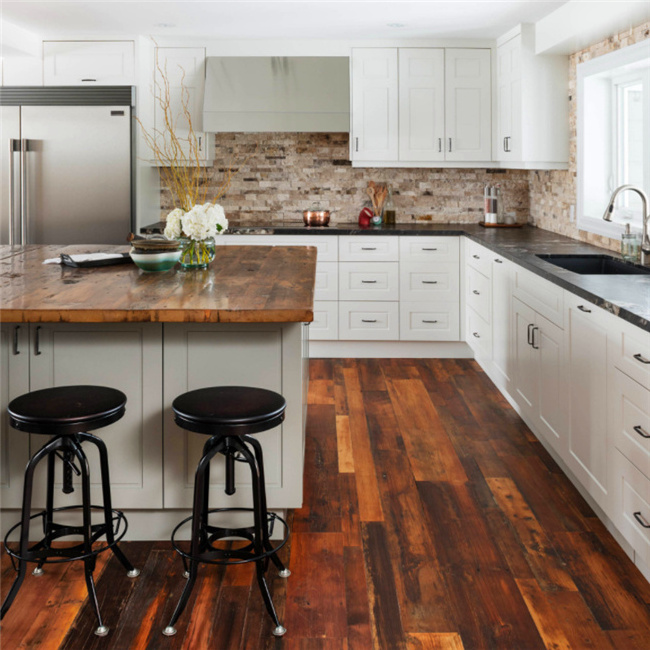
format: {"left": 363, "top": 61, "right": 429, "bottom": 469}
{"left": 0, "top": 244, "right": 316, "bottom": 323}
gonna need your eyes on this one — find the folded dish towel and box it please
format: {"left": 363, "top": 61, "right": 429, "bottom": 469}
{"left": 43, "top": 253, "right": 125, "bottom": 265}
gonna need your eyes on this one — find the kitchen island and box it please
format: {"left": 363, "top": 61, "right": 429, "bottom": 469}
{"left": 0, "top": 244, "right": 315, "bottom": 540}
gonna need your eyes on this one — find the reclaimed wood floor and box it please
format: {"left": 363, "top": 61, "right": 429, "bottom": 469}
{"left": 2, "top": 358, "right": 650, "bottom": 649}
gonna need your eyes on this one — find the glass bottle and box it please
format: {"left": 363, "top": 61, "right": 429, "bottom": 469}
{"left": 383, "top": 189, "right": 396, "bottom": 226}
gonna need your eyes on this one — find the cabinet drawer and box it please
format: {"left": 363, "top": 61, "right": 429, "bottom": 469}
{"left": 466, "top": 239, "right": 492, "bottom": 278}
{"left": 339, "top": 262, "right": 399, "bottom": 301}
{"left": 339, "top": 236, "right": 398, "bottom": 262}
{"left": 225, "top": 235, "right": 338, "bottom": 262}
{"left": 310, "top": 301, "right": 338, "bottom": 340}
{"left": 467, "top": 305, "right": 492, "bottom": 359}
{"left": 339, "top": 302, "right": 399, "bottom": 340}
{"left": 611, "top": 450, "right": 650, "bottom": 567}
{"left": 400, "top": 302, "right": 460, "bottom": 341}
{"left": 611, "top": 369, "right": 650, "bottom": 480}
{"left": 400, "top": 262, "right": 459, "bottom": 302}
{"left": 399, "top": 236, "right": 459, "bottom": 262}
{"left": 43, "top": 41, "right": 135, "bottom": 85}
{"left": 513, "top": 266, "right": 564, "bottom": 328}
{"left": 314, "top": 262, "right": 338, "bottom": 301}
{"left": 609, "top": 318, "right": 650, "bottom": 388}
{"left": 466, "top": 265, "right": 491, "bottom": 322}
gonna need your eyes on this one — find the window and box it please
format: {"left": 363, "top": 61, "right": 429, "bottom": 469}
{"left": 577, "top": 40, "right": 650, "bottom": 238}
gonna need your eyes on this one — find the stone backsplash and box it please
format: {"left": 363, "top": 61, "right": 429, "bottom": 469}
{"left": 528, "top": 20, "right": 650, "bottom": 253}
{"left": 160, "top": 132, "right": 531, "bottom": 226}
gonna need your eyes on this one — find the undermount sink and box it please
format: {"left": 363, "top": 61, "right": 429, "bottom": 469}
{"left": 536, "top": 254, "right": 650, "bottom": 275}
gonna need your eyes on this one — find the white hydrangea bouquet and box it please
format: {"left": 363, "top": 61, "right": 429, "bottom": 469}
{"left": 164, "top": 203, "right": 228, "bottom": 269}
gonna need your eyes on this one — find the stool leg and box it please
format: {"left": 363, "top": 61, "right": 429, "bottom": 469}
{"left": 233, "top": 438, "right": 286, "bottom": 637}
{"left": 70, "top": 438, "right": 109, "bottom": 637}
{"left": 1, "top": 437, "right": 63, "bottom": 619}
{"left": 244, "top": 435, "right": 290, "bottom": 578}
{"left": 163, "top": 438, "right": 225, "bottom": 637}
{"left": 33, "top": 451, "right": 56, "bottom": 577}
{"left": 79, "top": 432, "right": 139, "bottom": 578}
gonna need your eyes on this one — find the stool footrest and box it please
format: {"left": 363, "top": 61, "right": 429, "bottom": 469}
{"left": 170, "top": 507, "right": 289, "bottom": 566}
{"left": 4, "top": 505, "right": 128, "bottom": 566}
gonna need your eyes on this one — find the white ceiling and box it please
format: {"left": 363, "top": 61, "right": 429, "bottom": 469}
{"left": 1, "top": 0, "right": 569, "bottom": 40}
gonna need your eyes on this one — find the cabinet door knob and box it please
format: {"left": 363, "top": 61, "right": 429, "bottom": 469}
{"left": 473, "top": 332, "right": 480, "bottom": 338}
{"left": 633, "top": 512, "right": 650, "bottom": 529}
{"left": 473, "top": 254, "right": 480, "bottom": 259}
{"left": 438, "top": 138, "right": 442, "bottom": 153}
{"left": 633, "top": 353, "right": 650, "bottom": 364}
{"left": 81, "top": 78, "right": 97, "bottom": 82}
{"left": 494, "top": 259, "right": 503, "bottom": 264}
{"left": 577, "top": 305, "right": 592, "bottom": 313}
{"left": 633, "top": 425, "right": 650, "bottom": 439}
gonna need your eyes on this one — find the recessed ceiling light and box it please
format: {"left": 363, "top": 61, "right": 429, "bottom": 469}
{"left": 154, "top": 23, "right": 175, "bottom": 29}
{"left": 388, "top": 23, "right": 406, "bottom": 28}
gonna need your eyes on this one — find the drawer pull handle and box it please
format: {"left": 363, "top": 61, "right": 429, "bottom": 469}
{"left": 633, "top": 512, "right": 650, "bottom": 529}
{"left": 473, "top": 332, "right": 480, "bottom": 338}
{"left": 81, "top": 78, "right": 97, "bottom": 82}
{"left": 633, "top": 353, "right": 650, "bottom": 364}
{"left": 422, "top": 248, "right": 438, "bottom": 251}
{"left": 361, "top": 319, "right": 377, "bottom": 323}
{"left": 495, "top": 259, "right": 503, "bottom": 264}
{"left": 633, "top": 425, "right": 650, "bottom": 439}
{"left": 361, "top": 280, "right": 377, "bottom": 284}
{"left": 527, "top": 323, "right": 535, "bottom": 346}
{"left": 13, "top": 326, "right": 20, "bottom": 355}
{"left": 472, "top": 254, "right": 480, "bottom": 259}
{"left": 361, "top": 247, "right": 377, "bottom": 251}
{"left": 531, "top": 326, "right": 539, "bottom": 350}
{"left": 577, "top": 305, "right": 592, "bottom": 313}
{"left": 35, "top": 326, "right": 42, "bottom": 356}
{"left": 423, "top": 280, "right": 438, "bottom": 285}
{"left": 472, "top": 290, "right": 480, "bottom": 295}
{"left": 423, "top": 320, "right": 438, "bottom": 324}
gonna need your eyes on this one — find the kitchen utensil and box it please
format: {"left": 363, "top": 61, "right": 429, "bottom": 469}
{"left": 303, "top": 203, "right": 331, "bottom": 227}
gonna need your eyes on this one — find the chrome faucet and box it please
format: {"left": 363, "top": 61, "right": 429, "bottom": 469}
{"left": 603, "top": 184, "right": 650, "bottom": 265}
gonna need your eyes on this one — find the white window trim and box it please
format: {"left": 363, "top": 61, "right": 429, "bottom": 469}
{"left": 577, "top": 39, "right": 650, "bottom": 239}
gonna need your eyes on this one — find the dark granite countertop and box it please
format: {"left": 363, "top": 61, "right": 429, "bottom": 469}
{"left": 140, "top": 221, "right": 650, "bottom": 332}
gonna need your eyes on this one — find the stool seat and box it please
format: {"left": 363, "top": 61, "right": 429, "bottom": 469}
{"left": 8, "top": 386, "right": 127, "bottom": 436}
{"left": 172, "top": 386, "right": 286, "bottom": 436}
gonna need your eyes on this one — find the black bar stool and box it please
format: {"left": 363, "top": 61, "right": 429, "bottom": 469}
{"left": 163, "top": 386, "right": 291, "bottom": 638}
{"left": 1, "top": 385, "right": 139, "bottom": 637}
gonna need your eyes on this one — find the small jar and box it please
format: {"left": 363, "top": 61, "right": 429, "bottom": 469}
{"left": 621, "top": 225, "right": 641, "bottom": 263}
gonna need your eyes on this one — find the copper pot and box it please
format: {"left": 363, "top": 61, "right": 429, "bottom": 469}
{"left": 303, "top": 205, "right": 331, "bottom": 227}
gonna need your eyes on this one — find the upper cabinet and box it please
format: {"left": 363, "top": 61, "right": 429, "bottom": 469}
{"left": 495, "top": 25, "right": 569, "bottom": 168}
{"left": 153, "top": 46, "right": 213, "bottom": 165}
{"left": 351, "top": 48, "right": 399, "bottom": 162}
{"left": 43, "top": 41, "right": 135, "bottom": 85}
{"left": 352, "top": 47, "right": 491, "bottom": 166}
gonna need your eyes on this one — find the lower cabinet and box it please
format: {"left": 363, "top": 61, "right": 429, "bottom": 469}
{"left": 28, "top": 323, "right": 164, "bottom": 509}
{"left": 0, "top": 325, "right": 30, "bottom": 508}
{"left": 310, "top": 301, "right": 339, "bottom": 340}
{"left": 162, "top": 322, "right": 305, "bottom": 510}
{"left": 339, "top": 301, "right": 400, "bottom": 340}
{"left": 511, "top": 297, "right": 566, "bottom": 455}
{"left": 565, "top": 294, "right": 610, "bottom": 505}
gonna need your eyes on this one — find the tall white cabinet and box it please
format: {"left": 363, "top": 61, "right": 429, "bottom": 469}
{"left": 351, "top": 47, "right": 492, "bottom": 165}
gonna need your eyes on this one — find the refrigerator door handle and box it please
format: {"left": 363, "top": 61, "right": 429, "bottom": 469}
{"left": 9, "top": 139, "right": 18, "bottom": 245}
{"left": 20, "top": 139, "right": 28, "bottom": 245}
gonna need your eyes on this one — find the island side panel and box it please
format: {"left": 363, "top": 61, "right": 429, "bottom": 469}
{"left": 163, "top": 322, "right": 306, "bottom": 511}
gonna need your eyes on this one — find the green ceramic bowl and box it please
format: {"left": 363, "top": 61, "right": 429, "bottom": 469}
{"left": 130, "top": 248, "right": 182, "bottom": 272}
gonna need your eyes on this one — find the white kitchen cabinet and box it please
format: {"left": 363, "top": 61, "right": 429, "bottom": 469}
{"left": 511, "top": 296, "right": 567, "bottom": 455}
{"left": 339, "top": 262, "right": 399, "bottom": 301}
{"left": 314, "top": 262, "right": 339, "bottom": 301}
{"left": 351, "top": 48, "right": 399, "bottom": 162}
{"left": 398, "top": 48, "right": 445, "bottom": 162}
{"left": 401, "top": 261, "right": 460, "bottom": 303}
{"left": 491, "top": 255, "right": 513, "bottom": 391}
{"left": 339, "top": 236, "right": 399, "bottom": 262}
{"left": 466, "top": 305, "right": 492, "bottom": 360}
{"left": 445, "top": 49, "right": 492, "bottom": 162}
{"left": 399, "top": 236, "right": 459, "bottom": 263}
{"left": 339, "top": 301, "right": 399, "bottom": 341}
{"left": 154, "top": 47, "right": 213, "bottom": 164}
{"left": 28, "top": 323, "right": 164, "bottom": 509}
{"left": 400, "top": 302, "right": 460, "bottom": 342}
{"left": 495, "top": 24, "right": 569, "bottom": 167}
{"left": 0, "top": 325, "right": 30, "bottom": 508}
{"left": 43, "top": 41, "right": 135, "bottom": 85}
{"left": 310, "top": 301, "right": 339, "bottom": 341}
{"left": 163, "top": 323, "right": 305, "bottom": 509}
{"left": 608, "top": 316, "right": 650, "bottom": 389}
{"left": 565, "top": 294, "right": 611, "bottom": 505}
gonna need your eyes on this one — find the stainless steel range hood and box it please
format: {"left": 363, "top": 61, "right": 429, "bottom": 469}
{"left": 202, "top": 57, "right": 349, "bottom": 132}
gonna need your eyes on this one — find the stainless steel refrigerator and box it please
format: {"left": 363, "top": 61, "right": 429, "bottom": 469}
{"left": 1, "top": 87, "right": 134, "bottom": 245}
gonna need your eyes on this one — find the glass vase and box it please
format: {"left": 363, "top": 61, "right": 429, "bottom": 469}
{"left": 179, "top": 238, "right": 216, "bottom": 270}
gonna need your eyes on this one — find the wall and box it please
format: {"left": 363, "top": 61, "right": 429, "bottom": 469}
{"left": 160, "top": 132, "right": 531, "bottom": 226}
{"left": 528, "top": 20, "right": 650, "bottom": 252}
